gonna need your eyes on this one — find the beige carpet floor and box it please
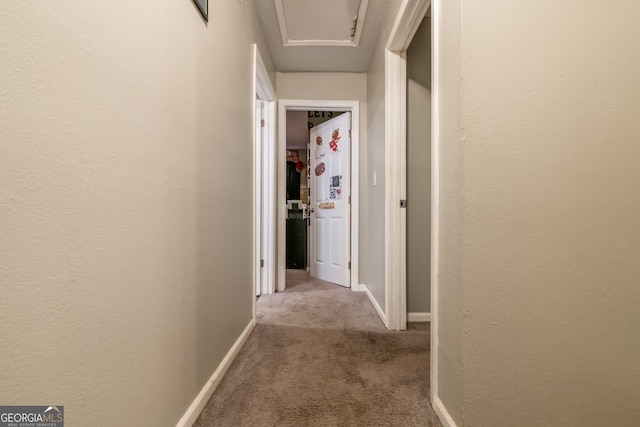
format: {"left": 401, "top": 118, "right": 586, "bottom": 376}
{"left": 194, "top": 270, "right": 442, "bottom": 427}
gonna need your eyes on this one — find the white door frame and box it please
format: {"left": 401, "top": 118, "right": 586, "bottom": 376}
{"left": 255, "top": 98, "right": 265, "bottom": 298}
{"left": 277, "top": 100, "right": 360, "bottom": 293}
{"left": 253, "top": 45, "right": 276, "bottom": 318}
{"left": 384, "top": 0, "right": 431, "bottom": 331}
{"left": 385, "top": 0, "right": 452, "bottom": 425}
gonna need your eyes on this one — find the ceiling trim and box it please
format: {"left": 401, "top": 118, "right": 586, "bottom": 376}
{"left": 274, "top": 0, "right": 369, "bottom": 47}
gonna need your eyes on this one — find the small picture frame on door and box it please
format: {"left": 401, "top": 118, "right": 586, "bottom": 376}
{"left": 193, "top": 0, "right": 208, "bottom": 22}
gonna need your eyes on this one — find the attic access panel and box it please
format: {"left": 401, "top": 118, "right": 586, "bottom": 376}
{"left": 274, "top": 0, "right": 368, "bottom": 47}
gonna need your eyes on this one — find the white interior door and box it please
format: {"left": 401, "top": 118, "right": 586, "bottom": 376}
{"left": 256, "top": 98, "right": 276, "bottom": 296}
{"left": 255, "top": 98, "right": 264, "bottom": 296}
{"left": 309, "top": 112, "right": 351, "bottom": 287}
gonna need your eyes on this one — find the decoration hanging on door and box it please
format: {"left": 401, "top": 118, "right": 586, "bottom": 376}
{"left": 319, "top": 201, "right": 335, "bottom": 209}
{"left": 315, "top": 162, "right": 325, "bottom": 176}
{"left": 329, "top": 175, "right": 343, "bottom": 200}
{"left": 316, "top": 136, "right": 323, "bottom": 145}
{"left": 329, "top": 129, "right": 341, "bottom": 152}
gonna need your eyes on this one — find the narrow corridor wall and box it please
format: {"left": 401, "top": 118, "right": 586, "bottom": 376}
{"left": 435, "top": 0, "right": 640, "bottom": 425}
{"left": 0, "top": 1, "right": 275, "bottom": 425}
{"left": 364, "top": 0, "right": 404, "bottom": 314}
{"left": 433, "top": 0, "right": 464, "bottom": 423}
{"left": 458, "top": 0, "right": 640, "bottom": 424}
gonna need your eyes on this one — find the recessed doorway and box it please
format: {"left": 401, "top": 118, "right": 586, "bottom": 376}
{"left": 277, "top": 100, "right": 360, "bottom": 292}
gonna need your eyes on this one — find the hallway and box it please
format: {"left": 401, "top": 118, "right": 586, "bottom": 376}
{"left": 194, "top": 270, "right": 441, "bottom": 426}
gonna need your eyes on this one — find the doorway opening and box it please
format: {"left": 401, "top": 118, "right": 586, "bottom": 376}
{"left": 284, "top": 110, "right": 348, "bottom": 277}
{"left": 277, "top": 100, "right": 360, "bottom": 293}
{"left": 384, "top": 0, "right": 432, "bottom": 332}
{"left": 384, "top": 0, "right": 453, "bottom": 424}
{"left": 406, "top": 13, "right": 432, "bottom": 324}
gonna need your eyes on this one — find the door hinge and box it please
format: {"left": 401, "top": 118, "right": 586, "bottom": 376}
{"left": 348, "top": 195, "right": 351, "bottom": 204}
{"left": 400, "top": 199, "right": 407, "bottom": 208}
{"left": 260, "top": 259, "right": 264, "bottom": 268}
{"left": 348, "top": 261, "right": 351, "bottom": 270}
{"left": 261, "top": 119, "right": 265, "bottom": 128}
{"left": 348, "top": 129, "right": 352, "bottom": 138}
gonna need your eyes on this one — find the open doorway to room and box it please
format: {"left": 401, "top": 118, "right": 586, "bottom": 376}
{"left": 284, "top": 110, "right": 349, "bottom": 281}
{"left": 383, "top": 1, "right": 451, "bottom": 423}
{"left": 283, "top": 110, "right": 309, "bottom": 271}
{"left": 277, "top": 100, "right": 360, "bottom": 293}
{"left": 383, "top": 0, "right": 432, "bottom": 330}
{"left": 406, "top": 13, "right": 432, "bottom": 324}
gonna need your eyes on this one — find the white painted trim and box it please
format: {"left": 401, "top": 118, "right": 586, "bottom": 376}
{"left": 387, "top": 0, "right": 432, "bottom": 52}
{"left": 277, "top": 100, "right": 360, "bottom": 293}
{"left": 430, "top": 0, "right": 441, "bottom": 406}
{"left": 362, "top": 284, "right": 387, "bottom": 327}
{"left": 277, "top": 102, "right": 286, "bottom": 293}
{"left": 255, "top": 46, "right": 276, "bottom": 101}
{"left": 433, "top": 397, "right": 459, "bottom": 427}
{"left": 407, "top": 312, "right": 431, "bottom": 322}
{"left": 176, "top": 318, "right": 256, "bottom": 427}
{"left": 384, "top": 0, "right": 432, "bottom": 325}
{"left": 385, "top": 0, "right": 456, "bottom": 427}
{"left": 264, "top": 100, "right": 277, "bottom": 295}
{"left": 274, "top": 0, "right": 369, "bottom": 47}
{"left": 253, "top": 45, "right": 277, "bottom": 302}
{"left": 252, "top": 46, "right": 259, "bottom": 313}
{"left": 357, "top": 283, "right": 367, "bottom": 292}
{"left": 384, "top": 0, "right": 430, "bottom": 332}
{"left": 384, "top": 48, "right": 407, "bottom": 332}
{"left": 254, "top": 98, "right": 263, "bottom": 299}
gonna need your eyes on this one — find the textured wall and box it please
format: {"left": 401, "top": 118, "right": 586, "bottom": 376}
{"left": 0, "top": 1, "right": 274, "bottom": 426}
{"left": 433, "top": 0, "right": 464, "bottom": 424}
{"left": 436, "top": 0, "right": 640, "bottom": 425}
{"left": 459, "top": 1, "right": 640, "bottom": 425}
{"left": 406, "top": 16, "right": 432, "bottom": 314}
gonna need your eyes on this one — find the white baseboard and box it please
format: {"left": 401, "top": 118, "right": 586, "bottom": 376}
{"left": 176, "top": 318, "right": 256, "bottom": 427}
{"left": 357, "top": 283, "right": 367, "bottom": 292}
{"left": 433, "top": 396, "right": 458, "bottom": 427}
{"left": 407, "top": 312, "right": 431, "bottom": 322}
{"left": 362, "top": 284, "right": 387, "bottom": 327}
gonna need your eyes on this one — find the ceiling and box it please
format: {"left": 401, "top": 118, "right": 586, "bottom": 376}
{"left": 253, "top": 0, "right": 389, "bottom": 73}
